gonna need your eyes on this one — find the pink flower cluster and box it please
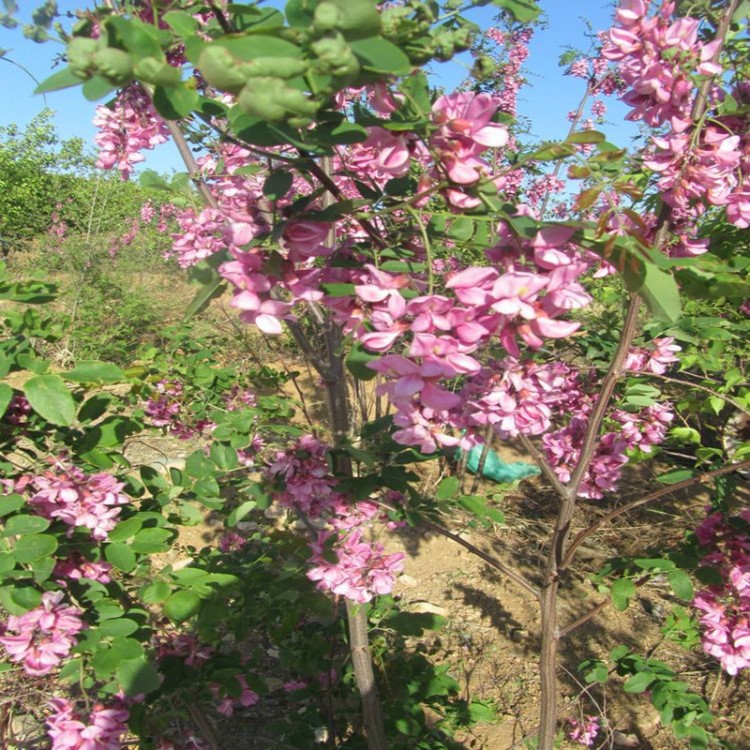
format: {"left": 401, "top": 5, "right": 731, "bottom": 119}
{"left": 0, "top": 591, "right": 83, "bottom": 675}
{"left": 307, "top": 528, "right": 406, "bottom": 604}
{"left": 427, "top": 91, "right": 509, "bottom": 208}
{"left": 265, "top": 435, "right": 405, "bottom": 602}
{"left": 602, "top": 1, "right": 722, "bottom": 127}
{"left": 18, "top": 461, "right": 129, "bottom": 541}
{"left": 211, "top": 673, "right": 260, "bottom": 716}
{"left": 46, "top": 697, "right": 129, "bottom": 750}
{"left": 485, "top": 27, "right": 534, "bottom": 118}
{"left": 568, "top": 714, "right": 601, "bottom": 747}
{"left": 4, "top": 393, "right": 31, "bottom": 426}
{"left": 624, "top": 336, "right": 681, "bottom": 374}
{"left": 54, "top": 554, "right": 113, "bottom": 585}
{"left": 603, "top": 1, "right": 750, "bottom": 235}
{"left": 144, "top": 379, "right": 213, "bottom": 439}
{"left": 93, "top": 83, "right": 170, "bottom": 180}
{"left": 693, "top": 508, "right": 750, "bottom": 675}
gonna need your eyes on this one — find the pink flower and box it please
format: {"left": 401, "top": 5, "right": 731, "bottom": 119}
{"left": 0, "top": 592, "right": 84, "bottom": 675}
{"left": 307, "top": 529, "right": 406, "bottom": 603}
{"left": 26, "top": 463, "right": 129, "bottom": 541}
{"left": 46, "top": 698, "right": 129, "bottom": 750}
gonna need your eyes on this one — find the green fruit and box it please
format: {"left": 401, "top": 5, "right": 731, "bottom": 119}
{"left": 134, "top": 57, "right": 182, "bottom": 87}
{"left": 241, "top": 57, "right": 308, "bottom": 80}
{"left": 237, "top": 78, "right": 289, "bottom": 121}
{"left": 67, "top": 37, "right": 98, "bottom": 79}
{"left": 312, "top": 33, "right": 350, "bottom": 68}
{"left": 238, "top": 77, "right": 318, "bottom": 127}
{"left": 198, "top": 45, "right": 248, "bottom": 94}
{"left": 327, "top": 0, "right": 380, "bottom": 40}
{"left": 453, "top": 27, "right": 474, "bottom": 53}
{"left": 313, "top": 2, "right": 341, "bottom": 32}
{"left": 275, "top": 86, "right": 318, "bottom": 118}
{"left": 471, "top": 55, "right": 496, "bottom": 81}
{"left": 92, "top": 48, "right": 134, "bottom": 85}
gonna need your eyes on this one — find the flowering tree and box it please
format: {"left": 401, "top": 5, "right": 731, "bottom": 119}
{"left": 2, "top": 1, "right": 750, "bottom": 749}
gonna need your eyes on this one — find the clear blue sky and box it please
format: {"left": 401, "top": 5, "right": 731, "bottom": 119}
{"left": 0, "top": 1, "right": 634, "bottom": 175}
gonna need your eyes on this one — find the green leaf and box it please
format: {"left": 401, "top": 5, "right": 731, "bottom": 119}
{"left": 468, "top": 700, "right": 496, "bottom": 723}
{"left": 164, "top": 590, "right": 201, "bottom": 622}
{"left": 105, "top": 542, "right": 137, "bottom": 572}
{"left": 448, "top": 217, "right": 475, "bottom": 241}
{"left": 162, "top": 10, "right": 198, "bottom": 36}
{"left": 92, "top": 637, "right": 143, "bottom": 671}
{"left": 23, "top": 374, "right": 76, "bottom": 426}
{"left": 2, "top": 514, "right": 50, "bottom": 536}
{"left": 263, "top": 170, "right": 293, "bottom": 200}
{"left": 314, "top": 119, "right": 368, "bottom": 145}
{"left": 350, "top": 37, "right": 412, "bottom": 75}
{"left": 34, "top": 66, "right": 83, "bottom": 94}
{"left": 141, "top": 580, "right": 171, "bottom": 604}
{"left": 116, "top": 657, "right": 161, "bottom": 696}
{"left": 210, "top": 443, "right": 238, "bottom": 471}
{"left": 610, "top": 577, "right": 636, "bottom": 611}
{"left": 566, "top": 130, "right": 606, "bottom": 144}
{"left": 490, "top": 0, "right": 541, "bottom": 22}
{"left": 79, "top": 416, "right": 141, "bottom": 450}
{"left": 64, "top": 361, "right": 125, "bottom": 383}
{"left": 99, "top": 618, "right": 139, "bottom": 637}
{"left": 529, "top": 142, "right": 575, "bottom": 161}
{"left": 131, "top": 527, "right": 172, "bottom": 554}
{"left": 153, "top": 84, "right": 199, "bottom": 119}
{"left": 346, "top": 343, "right": 379, "bottom": 381}
{"left": 623, "top": 671, "right": 655, "bottom": 693}
{"left": 82, "top": 75, "right": 116, "bottom": 101}
{"left": 14, "top": 533, "right": 58, "bottom": 563}
{"left": 185, "top": 276, "right": 227, "bottom": 319}
{"left": 384, "top": 611, "right": 446, "bottom": 636}
{"left": 0, "top": 494, "right": 24, "bottom": 517}
{"left": 668, "top": 570, "right": 694, "bottom": 602}
{"left": 227, "top": 500, "right": 257, "bottom": 527}
{"left": 78, "top": 394, "right": 116, "bottom": 423}
{"left": 436, "top": 476, "right": 459, "bottom": 501}
{"left": 108, "top": 516, "right": 143, "bottom": 542}
{"left": 638, "top": 264, "right": 682, "bottom": 323}
{"left": 0, "top": 382, "right": 13, "bottom": 418}
{"left": 656, "top": 469, "right": 695, "bottom": 485}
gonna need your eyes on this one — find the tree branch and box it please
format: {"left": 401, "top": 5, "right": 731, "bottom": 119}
{"left": 561, "top": 459, "right": 750, "bottom": 570}
{"left": 418, "top": 516, "right": 541, "bottom": 602}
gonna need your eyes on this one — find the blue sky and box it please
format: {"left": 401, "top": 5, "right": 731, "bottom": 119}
{"left": 0, "top": 1, "right": 635, "bottom": 175}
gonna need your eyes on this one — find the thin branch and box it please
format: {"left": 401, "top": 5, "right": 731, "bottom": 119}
{"left": 629, "top": 371, "right": 750, "bottom": 416}
{"left": 207, "top": 1, "right": 234, "bottom": 34}
{"left": 518, "top": 433, "right": 568, "bottom": 498}
{"left": 559, "top": 574, "right": 650, "bottom": 639}
{"left": 561, "top": 458, "right": 750, "bottom": 570}
{"left": 567, "top": 295, "right": 642, "bottom": 499}
{"left": 418, "top": 517, "right": 541, "bottom": 602}
{"left": 469, "top": 425, "right": 494, "bottom": 495}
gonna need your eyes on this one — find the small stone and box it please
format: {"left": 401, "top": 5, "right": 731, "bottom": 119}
{"left": 398, "top": 574, "right": 418, "bottom": 588}
{"left": 612, "top": 730, "right": 640, "bottom": 747}
{"left": 411, "top": 601, "right": 448, "bottom": 617}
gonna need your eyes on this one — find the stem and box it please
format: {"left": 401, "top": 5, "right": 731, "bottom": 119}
{"left": 469, "top": 424, "right": 494, "bottom": 495}
{"left": 346, "top": 601, "right": 389, "bottom": 750}
{"left": 166, "top": 119, "right": 388, "bottom": 750}
{"left": 536, "top": 294, "right": 641, "bottom": 750}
